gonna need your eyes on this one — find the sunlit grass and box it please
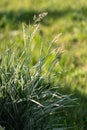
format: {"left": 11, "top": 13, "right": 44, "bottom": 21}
{"left": 0, "top": 22, "right": 78, "bottom": 130}
{"left": 0, "top": 0, "right": 87, "bottom": 129}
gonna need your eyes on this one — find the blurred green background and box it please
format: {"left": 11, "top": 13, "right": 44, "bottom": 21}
{"left": 0, "top": 0, "right": 87, "bottom": 129}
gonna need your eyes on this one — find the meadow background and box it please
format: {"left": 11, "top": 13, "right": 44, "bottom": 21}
{"left": 0, "top": 0, "right": 87, "bottom": 130}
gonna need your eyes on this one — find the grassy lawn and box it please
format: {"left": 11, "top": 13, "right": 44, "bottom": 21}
{"left": 0, "top": 0, "right": 87, "bottom": 130}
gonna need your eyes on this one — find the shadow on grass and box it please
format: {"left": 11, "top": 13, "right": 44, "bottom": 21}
{"left": 0, "top": 7, "right": 87, "bottom": 28}
{"left": 58, "top": 86, "right": 87, "bottom": 130}
{"left": 0, "top": 84, "right": 87, "bottom": 130}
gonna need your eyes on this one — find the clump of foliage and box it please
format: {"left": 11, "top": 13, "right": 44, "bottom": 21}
{"left": 0, "top": 16, "right": 76, "bottom": 130}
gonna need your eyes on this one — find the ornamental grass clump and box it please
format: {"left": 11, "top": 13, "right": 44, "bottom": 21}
{"left": 0, "top": 14, "right": 77, "bottom": 130}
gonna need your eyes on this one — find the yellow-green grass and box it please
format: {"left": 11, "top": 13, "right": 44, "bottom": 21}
{"left": 0, "top": 0, "right": 87, "bottom": 92}
{"left": 0, "top": 0, "right": 87, "bottom": 129}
